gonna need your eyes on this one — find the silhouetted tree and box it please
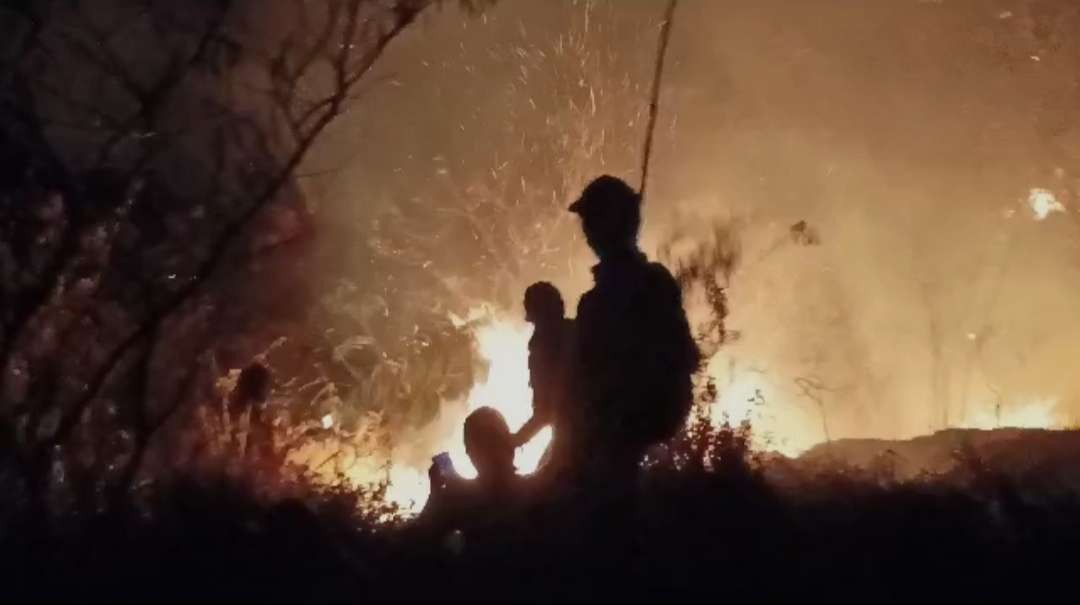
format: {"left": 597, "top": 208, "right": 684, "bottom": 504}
{"left": 0, "top": 0, "right": 489, "bottom": 523}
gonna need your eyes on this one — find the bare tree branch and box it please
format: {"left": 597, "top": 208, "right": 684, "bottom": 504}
{"left": 2, "top": 0, "right": 443, "bottom": 512}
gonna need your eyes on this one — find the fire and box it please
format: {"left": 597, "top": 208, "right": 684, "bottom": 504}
{"left": 959, "top": 396, "right": 1061, "bottom": 430}
{"left": 297, "top": 311, "right": 554, "bottom": 516}
{"left": 299, "top": 312, "right": 849, "bottom": 513}
{"left": 444, "top": 316, "right": 553, "bottom": 479}
{"left": 702, "top": 359, "right": 821, "bottom": 458}
{"left": 295, "top": 314, "right": 1065, "bottom": 517}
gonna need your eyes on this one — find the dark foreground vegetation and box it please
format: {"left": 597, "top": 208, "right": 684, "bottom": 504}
{"left": 5, "top": 422, "right": 1079, "bottom": 604}
{"left": 4, "top": 2, "right": 1080, "bottom": 602}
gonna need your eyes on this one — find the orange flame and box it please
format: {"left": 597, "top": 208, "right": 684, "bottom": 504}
{"left": 295, "top": 312, "right": 1065, "bottom": 517}
{"left": 294, "top": 311, "right": 553, "bottom": 515}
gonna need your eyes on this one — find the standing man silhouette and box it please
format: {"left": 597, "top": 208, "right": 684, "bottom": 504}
{"left": 569, "top": 175, "right": 700, "bottom": 487}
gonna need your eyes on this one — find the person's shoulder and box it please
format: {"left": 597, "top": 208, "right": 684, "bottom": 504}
{"left": 644, "top": 261, "right": 681, "bottom": 295}
{"left": 644, "top": 259, "right": 676, "bottom": 280}
{"left": 576, "top": 288, "right": 598, "bottom": 314}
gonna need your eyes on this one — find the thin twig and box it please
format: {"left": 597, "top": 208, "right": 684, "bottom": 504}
{"left": 33, "top": 0, "right": 432, "bottom": 465}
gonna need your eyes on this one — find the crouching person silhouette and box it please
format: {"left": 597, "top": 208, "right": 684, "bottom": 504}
{"left": 417, "top": 407, "right": 527, "bottom": 550}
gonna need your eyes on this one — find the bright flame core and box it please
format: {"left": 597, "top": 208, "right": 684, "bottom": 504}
{"left": 958, "top": 396, "right": 1060, "bottom": 430}
{"left": 316, "top": 312, "right": 554, "bottom": 515}
{"left": 445, "top": 317, "right": 553, "bottom": 479}
{"left": 298, "top": 312, "right": 1065, "bottom": 517}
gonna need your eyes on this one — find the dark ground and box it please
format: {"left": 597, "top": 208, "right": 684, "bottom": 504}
{"left": 5, "top": 426, "right": 1080, "bottom": 603}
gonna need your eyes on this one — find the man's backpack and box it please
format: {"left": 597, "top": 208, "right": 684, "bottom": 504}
{"left": 624, "top": 262, "right": 701, "bottom": 447}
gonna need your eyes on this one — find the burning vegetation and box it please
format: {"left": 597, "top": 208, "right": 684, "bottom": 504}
{"left": 3, "top": 0, "right": 1080, "bottom": 602}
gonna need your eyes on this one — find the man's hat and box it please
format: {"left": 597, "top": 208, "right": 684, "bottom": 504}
{"left": 568, "top": 175, "right": 641, "bottom": 216}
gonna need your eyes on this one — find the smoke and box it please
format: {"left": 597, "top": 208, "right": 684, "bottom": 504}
{"left": 295, "top": 0, "right": 1080, "bottom": 457}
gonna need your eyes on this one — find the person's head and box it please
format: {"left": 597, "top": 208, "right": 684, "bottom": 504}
{"left": 463, "top": 406, "right": 515, "bottom": 481}
{"left": 568, "top": 175, "right": 641, "bottom": 259}
{"left": 523, "top": 281, "right": 565, "bottom": 325}
{"left": 231, "top": 362, "right": 272, "bottom": 411}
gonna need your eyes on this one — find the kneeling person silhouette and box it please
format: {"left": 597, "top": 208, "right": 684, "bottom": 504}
{"left": 418, "top": 407, "right": 527, "bottom": 547}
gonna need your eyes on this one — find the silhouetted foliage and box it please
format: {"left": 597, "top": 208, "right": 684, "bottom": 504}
{"left": 6, "top": 425, "right": 1080, "bottom": 602}
{"left": 3, "top": 3, "right": 1080, "bottom": 603}
{"left": 0, "top": 0, "right": 492, "bottom": 526}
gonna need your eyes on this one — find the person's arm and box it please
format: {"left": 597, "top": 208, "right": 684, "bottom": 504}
{"left": 513, "top": 410, "right": 549, "bottom": 447}
{"left": 514, "top": 372, "right": 551, "bottom": 446}
{"left": 416, "top": 461, "right": 463, "bottom": 536}
{"left": 515, "top": 337, "right": 553, "bottom": 447}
